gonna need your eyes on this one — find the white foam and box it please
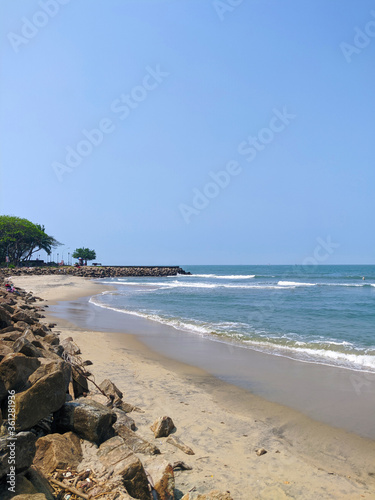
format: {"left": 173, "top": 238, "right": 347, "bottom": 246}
{"left": 192, "top": 274, "right": 256, "bottom": 279}
{"left": 278, "top": 281, "right": 316, "bottom": 287}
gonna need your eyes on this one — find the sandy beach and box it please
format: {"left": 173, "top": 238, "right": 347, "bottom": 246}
{"left": 11, "top": 275, "right": 375, "bottom": 500}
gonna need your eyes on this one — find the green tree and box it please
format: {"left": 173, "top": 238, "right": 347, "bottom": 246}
{"left": 0, "top": 216, "right": 61, "bottom": 265}
{"left": 72, "top": 247, "right": 97, "bottom": 266}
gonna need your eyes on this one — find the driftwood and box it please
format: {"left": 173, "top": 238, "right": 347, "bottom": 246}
{"left": 50, "top": 477, "right": 91, "bottom": 499}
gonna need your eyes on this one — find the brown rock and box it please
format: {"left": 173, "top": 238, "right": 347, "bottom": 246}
{"left": 115, "top": 423, "right": 160, "bottom": 455}
{"left": 54, "top": 398, "right": 116, "bottom": 444}
{"left": 72, "top": 365, "right": 89, "bottom": 397}
{"left": 11, "top": 310, "right": 36, "bottom": 325}
{"left": 0, "top": 431, "right": 37, "bottom": 480}
{"left": 13, "top": 337, "right": 44, "bottom": 358}
{"left": 61, "top": 337, "right": 81, "bottom": 356}
{"left": 25, "top": 466, "right": 55, "bottom": 500}
{"left": 144, "top": 458, "right": 175, "bottom": 500}
{"left": 151, "top": 416, "right": 175, "bottom": 438}
{"left": 0, "top": 305, "right": 12, "bottom": 329}
{"left": 28, "top": 359, "right": 71, "bottom": 390}
{"left": 0, "top": 353, "right": 40, "bottom": 401}
{"left": 99, "top": 378, "right": 123, "bottom": 401}
{"left": 98, "top": 436, "right": 150, "bottom": 500}
{"left": 33, "top": 432, "right": 82, "bottom": 474}
{"left": 14, "top": 370, "right": 66, "bottom": 431}
{"left": 167, "top": 435, "right": 195, "bottom": 455}
{"left": 113, "top": 408, "right": 136, "bottom": 430}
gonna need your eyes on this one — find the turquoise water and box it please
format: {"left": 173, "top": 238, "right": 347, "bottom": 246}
{"left": 91, "top": 265, "right": 375, "bottom": 373}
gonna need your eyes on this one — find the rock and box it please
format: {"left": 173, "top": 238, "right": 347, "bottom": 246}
{"left": 31, "top": 324, "right": 49, "bottom": 337}
{"left": 115, "top": 423, "right": 160, "bottom": 455}
{"left": 256, "top": 448, "right": 267, "bottom": 456}
{"left": 25, "top": 466, "right": 55, "bottom": 500}
{"left": 72, "top": 365, "right": 89, "bottom": 397}
{"left": 86, "top": 392, "right": 112, "bottom": 406}
{"left": 14, "top": 370, "right": 66, "bottom": 431}
{"left": 99, "top": 378, "right": 123, "bottom": 402}
{"left": 98, "top": 436, "right": 150, "bottom": 500}
{"left": 0, "top": 305, "right": 12, "bottom": 329}
{"left": 33, "top": 432, "right": 82, "bottom": 474}
{"left": 54, "top": 398, "right": 116, "bottom": 444}
{"left": 144, "top": 457, "right": 175, "bottom": 500}
{"left": 0, "top": 431, "right": 37, "bottom": 480}
{"left": 0, "top": 331, "right": 22, "bottom": 342}
{"left": 0, "top": 353, "right": 40, "bottom": 402}
{"left": 113, "top": 408, "right": 136, "bottom": 430}
{"left": 28, "top": 359, "right": 71, "bottom": 390}
{"left": 0, "top": 475, "right": 38, "bottom": 499}
{"left": 0, "top": 344, "right": 13, "bottom": 362}
{"left": 151, "top": 416, "right": 175, "bottom": 438}
{"left": 167, "top": 435, "right": 195, "bottom": 455}
{"left": 61, "top": 337, "right": 81, "bottom": 356}
{"left": 11, "top": 310, "right": 35, "bottom": 325}
{"left": 13, "top": 337, "right": 44, "bottom": 358}
{"left": 42, "top": 333, "right": 59, "bottom": 345}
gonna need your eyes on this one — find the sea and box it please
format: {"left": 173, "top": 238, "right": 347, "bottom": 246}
{"left": 90, "top": 265, "right": 375, "bottom": 374}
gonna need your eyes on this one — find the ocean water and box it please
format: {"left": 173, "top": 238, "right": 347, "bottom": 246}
{"left": 90, "top": 265, "right": 375, "bottom": 373}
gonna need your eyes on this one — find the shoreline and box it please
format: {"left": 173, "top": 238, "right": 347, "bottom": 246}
{"left": 10, "top": 275, "right": 375, "bottom": 499}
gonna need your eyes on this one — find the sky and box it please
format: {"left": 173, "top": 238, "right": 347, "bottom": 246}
{"left": 0, "top": 0, "right": 374, "bottom": 265}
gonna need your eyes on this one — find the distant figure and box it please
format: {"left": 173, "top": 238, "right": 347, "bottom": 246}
{"left": 362, "top": 276, "right": 365, "bottom": 280}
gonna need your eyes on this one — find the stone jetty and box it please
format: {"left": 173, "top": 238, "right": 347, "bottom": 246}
{"left": 0, "top": 266, "right": 190, "bottom": 279}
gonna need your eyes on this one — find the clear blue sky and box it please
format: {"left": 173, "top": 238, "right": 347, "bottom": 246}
{"left": 1, "top": 0, "right": 374, "bottom": 265}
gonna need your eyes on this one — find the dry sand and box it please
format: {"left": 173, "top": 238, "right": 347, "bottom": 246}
{"left": 11, "top": 275, "right": 375, "bottom": 499}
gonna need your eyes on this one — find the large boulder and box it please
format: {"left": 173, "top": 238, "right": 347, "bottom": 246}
{"left": 14, "top": 370, "right": 67, "bottom": 431}
{"left": 0, "top": 353, "right": 40, "bottom": 402}
{"left": 54, "top": 398, "right": 116, "bottom": 444}
{"left": 11, "top": 310, "right": 36, "bottom": 325}
{"left": 33, "top": 432, "right": 82, "bottom": 474}
{"left": 0, "top": 431, "right": 37, "bottom": 480}
{"left": 13, "top": 338, "right": 44, "bottom": 358}
{"left": 28, "top": 359, "right": 71, "bottom": 390}
{"left": 25, "top": 466, "right": 55, "bottom": 500}
{"left": 0, "top": 305, "right": 12, "bottom": 329}
{"left": 97, "top": 436, "right": 150, "bottom": 500}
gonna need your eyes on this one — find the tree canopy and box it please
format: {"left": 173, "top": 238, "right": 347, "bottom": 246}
{"left": 0, "top": 216, "right": 60, "bottom": 265}
{"left": 72, "top": 247, "right": 96, "bottom": 265}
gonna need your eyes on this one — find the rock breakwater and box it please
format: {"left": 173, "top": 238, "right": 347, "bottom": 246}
{"left": 0, "top": 266, "right": 190, "bottom": 279}
{"left": 0, "top": 274, "right": 231, "bottom": 500}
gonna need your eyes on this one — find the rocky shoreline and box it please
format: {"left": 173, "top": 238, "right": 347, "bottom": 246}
{"left": 0, "top": 275, "right": 230, "bottom": 500}
{"left": 0, "top": 267, "right": 191, "bottom": 279}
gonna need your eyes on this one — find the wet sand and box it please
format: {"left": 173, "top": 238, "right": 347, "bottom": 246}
{"left": 11, "top": 275, "right": 375, "bottom": 499}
